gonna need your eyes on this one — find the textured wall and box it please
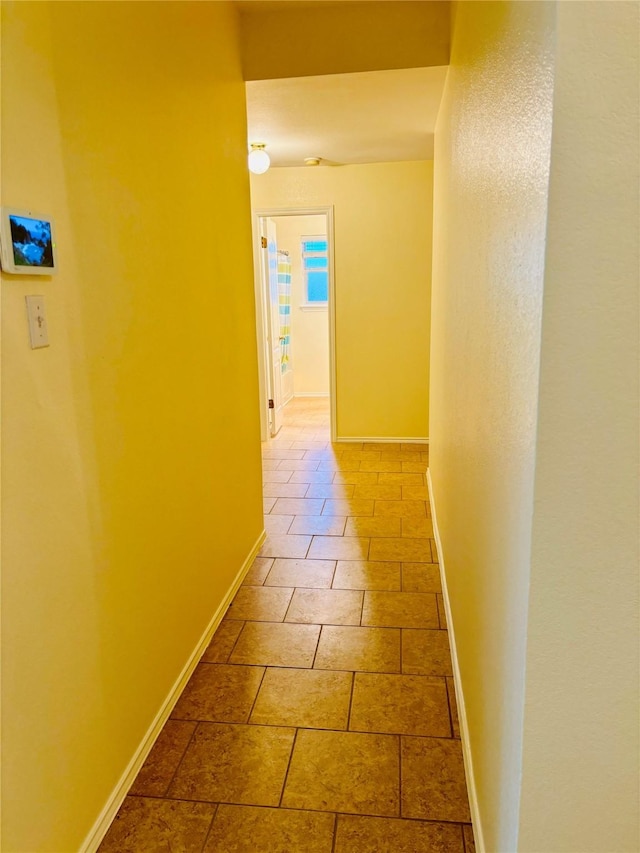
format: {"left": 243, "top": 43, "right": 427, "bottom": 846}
{"left": 429, "top": 2, "right": 556, "bottom": 849}
{"left": 520, "top": 2, "right": 640, "bottom": 849}
{"left": 1, "top": 3, "right": 261, "bottom": 849}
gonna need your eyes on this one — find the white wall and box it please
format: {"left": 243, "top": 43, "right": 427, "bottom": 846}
{"left": 251, "top": 162, "right": 432, "bottom": 440}
{"left": 431, "top": 2, "right": 639, "bottom": 851}
{"left": 429, "top": 2, "right": 556, "bottom": 850}
{"left": 519, "top": 3, "right": 640, "bottom": 850}
{"left": 274, "top": 215, "right": 329, "bottom": 396}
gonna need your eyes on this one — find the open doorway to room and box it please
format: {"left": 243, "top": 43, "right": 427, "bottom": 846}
{"left": 253, "top": 207, "right": 335, "bottom": 442}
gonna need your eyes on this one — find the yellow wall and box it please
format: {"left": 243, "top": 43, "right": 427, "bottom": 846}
{"left": 1, "top": 3, "right": 262, "bottom": 850}
{"left": 251, "top": 162, "right": 433, "bottom": 440}
{"left": 273, "top": 215, "right": 330, "bottom": 396}
{"left": 239, "top": 1, "right": 449, "bottom": 81}
{"left": 430, "top": 2, "right": 556, "bottom": 850}
{"left": 520, "top": 2, "right": 639, "bottom": 850}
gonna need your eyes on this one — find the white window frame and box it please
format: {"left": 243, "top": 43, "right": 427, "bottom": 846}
{"left": 301, "top": 234, "right": 328, "bottom": 308}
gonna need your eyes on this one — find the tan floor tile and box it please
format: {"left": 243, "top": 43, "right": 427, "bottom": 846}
{"left": 431, "top": 538, "right": 439, "bottom": 559}
{"left": 264, "top": 514, "right": 294, "bottom": 536}
{"left": 401, "top": 736, "right": 470, "bottom": 822}
{"left": 282, "top": 729, "right": 399, "bottom": 816}
{"left": 265, "top": 558, "right": 336, "bottom": 589}
{"left": 401, "top": 460, "right": 428, "bottom": 473}
{"left": 202, "top": 620, "right": 245, "bottom": 663}
{"left": 335, "top": 815, "right": 465, "bottom": 853}
{"left": 262, "top": 448, "right": 305, "bottom": 460}
{"left": 353, "top": 484, "right": 402, "bottom": 500}
{"left": 169, "top": 722, "right": 295, "bottom": 806}
{"left": 333, "top": 441, "right": 363, "bottom": 451}
{"left": 360, "top": 459, "right": 403, "bottom": 473}
{"left": 306, "top": 483, "right": 355, "bottom": 499}
{"left": 401, "top": 485, "right": 430, "bottom": 500}
{"left": 263, "top": 496, "right": 277, "bottom": 513}
{"left": 258, "top": 534, "right": 311, "bottom": 559}
{"left": 243, "top": 556, "right": 273, "bottom": 586}
{"left": 402, "top": 629, "right": 453, "bottom": 677}
{"left": 289, "top": 515, "right": 346, "bottom": 536}
{"left": 362, "top": 592, "right": 439, "bottom": 629}
{"left": 227, "top": 586, "right": 293, "bottom": 622}
{"left": 447, "top": 677, "right": 461, "bottom": 738}
{"left": 437, "top": 592, "right": 448, "bottom": 628}
{"left": 171, "top": 664, "right": 265, "bottom": 723}
{"left": 463, "top": 823, "right": 476, "bottom": 853}
{"left": 317, "top": 459, "right": 342, "bottom": 472}
{"left": 401, "top": 517, "right": 434, "bottom": 538}
{"left": 291, "top": 440, "right": 329, "bottom": 450}
{"left": 262, "top": 459, "right": 282, "bottom": 471}
{"left": 369, "top": 537, "right": 432, "bottom": 563}
{"left": 288, "top": 469, "right": 335, "bottom": 484}
{"left": 276, "top": 459, "right": 321, "bottom": 471}
{"left": 333, "top": 560, "right": 401, "bottom": 591}
{"left": 250, "top": 668, "right": 352, "bottom": 729}
{"left": 402, "top": 563, "right": 442, "bottom": 593}
{"left": 362, "top": 442, "right": 402, "bottom": 452}
{"left": 98, "top": 797, "right": 215, "bottom": 852}
{"left": 343, "top": 451, "right": 382, "bottom": 463}
{"left": 285, "top": 588, "right": 363, "bottom": 626}
{"left": 402, "top": 442, "right": 428, "bottom": 452}
{"left": 344, "top": 516, "right": 401, "bottom": 538}
{"left": 322, "top": 498, "right": 374, "bottom": 516}
{"left": 350, "top": 673, "right": 450, "bottom": 737}
{"left": 272, "top": 497, "right": 325, "bottom": 516}
{"left": 129, "top": 720, "right": 196, "bottom": 797}
{"left": 374, "top": 500, "right": 426, "bottom": 518}
{"left": 303, "top": 449, "right": 342, "bottom": 461}
{"left": 230, "top": 622, "right": 320, "bottom": 668}
{"left": 263, "top": 482, "right": 309, "bottom": 498}
{"left": 378, "top": 472, "right": 424, "bottom": 485}
{"left": 314, "top": 626, "right": 401, "bottom": 673}
{"left": 204, "top": 805, "right": 335, "bottom": 853}
{"left": 308, "top": 536, "right": 370, "bottom": 561}
{"left": 333, "top": 471, "right": 379, "bottom": 485}
{"left": 262, "top": 469, "right": 293, "bottom": 483}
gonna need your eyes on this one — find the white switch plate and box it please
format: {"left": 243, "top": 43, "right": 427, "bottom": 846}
{"left": 25, "top": 295, "right": 49, "bottom": 348}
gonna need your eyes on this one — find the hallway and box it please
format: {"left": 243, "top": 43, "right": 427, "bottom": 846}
{"left": 99, "top": 398, "right": 474, "bottom": 851}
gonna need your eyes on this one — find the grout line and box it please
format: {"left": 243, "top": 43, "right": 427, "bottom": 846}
{"left": 162, "top": 720, "right": 200, "bottom": 798}
{"left": 445, "top": 676, "right": 455, "bottom": 738}
{"left": 398, "top": 731, "right": 403, "bottom": 818}
{"left": 278, "top": 728, "right": 299, "bottom": 808}
{"left": 127, "top": 792, "right": 470, "bottom": 825}
{"left": 224, "top": 622, "right": 245, "bottom": 662}
{"left": 331, "top": 813, "right": 339, "bottom": 853}
{"left": 310, "top": 624, "right": 323, "bottom": 669}
{"left": 198, "top": 803, "right": 219, "bottom": 853}
{"left": 246, "top": 666, "right": 269, "bottom": 724}
{"left": 346, "top": 671, "right": 356, "bottom": 732}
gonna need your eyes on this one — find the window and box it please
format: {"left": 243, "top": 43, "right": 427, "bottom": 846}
{"left": 301, "top": 236, "right": 328, "bottom": 304}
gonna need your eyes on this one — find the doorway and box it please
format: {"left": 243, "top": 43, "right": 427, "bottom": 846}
{"left": 253, "top": 207, "right": 336, "bottom": 442}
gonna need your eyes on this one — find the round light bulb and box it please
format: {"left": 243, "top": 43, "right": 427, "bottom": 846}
{"left": 248, "top": 148, "right": 270, "bottom": 175}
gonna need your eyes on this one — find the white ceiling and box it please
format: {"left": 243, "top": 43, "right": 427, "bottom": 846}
{"left": 246, "top": 65, "right": 448, "bottom": 168}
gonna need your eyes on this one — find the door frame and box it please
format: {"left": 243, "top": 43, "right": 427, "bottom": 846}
{"left": 252, "top": 206, "right": 337, "bottom": 443}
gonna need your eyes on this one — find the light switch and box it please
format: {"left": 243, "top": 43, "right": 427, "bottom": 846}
{"left": 25, "top": 295, "right": 49, "bottom": 349}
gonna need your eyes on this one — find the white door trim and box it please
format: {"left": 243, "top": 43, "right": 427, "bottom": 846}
{"left": 252, "top": 206, "right": 337, "bottom": 443}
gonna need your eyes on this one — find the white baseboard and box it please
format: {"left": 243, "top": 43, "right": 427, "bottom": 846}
{"left": 335, "top": 436, "right": 429, "bottom": 443}
{"left": 80, "top": 529, "right": 266, "bottom": 853}
{"left": 427, "top": 469, "right": 485, "bottom": 853}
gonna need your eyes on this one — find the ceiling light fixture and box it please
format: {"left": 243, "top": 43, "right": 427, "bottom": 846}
{"left": 304, "top": 157, "right": 321, "bottom": 166}
{"left": 248, "top": 143, "right": 270, "bottom": 175}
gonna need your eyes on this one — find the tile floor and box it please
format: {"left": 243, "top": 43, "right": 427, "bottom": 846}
{"left": 100, "top": 398, "right": 474, "bottom": 852}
